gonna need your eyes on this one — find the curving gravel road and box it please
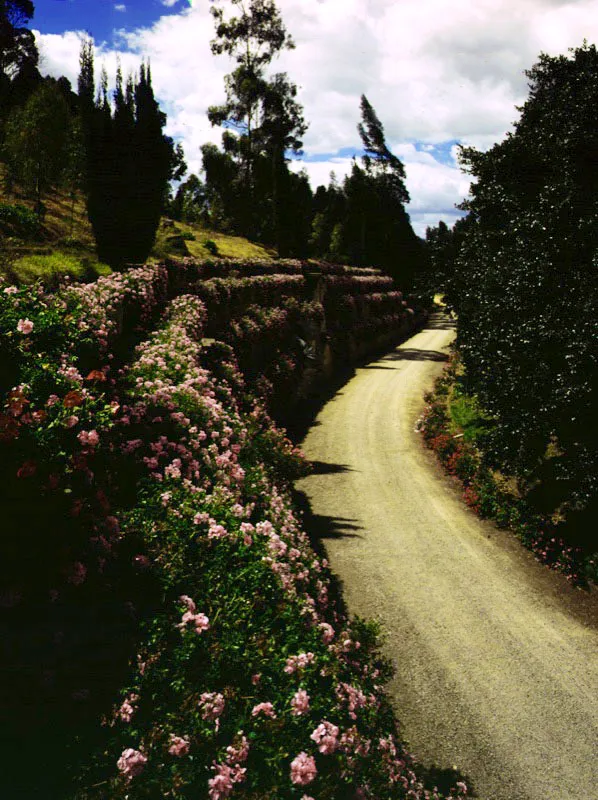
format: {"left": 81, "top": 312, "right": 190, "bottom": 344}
{"left": 295, "top": 314, "right": 598, "bottom": 800}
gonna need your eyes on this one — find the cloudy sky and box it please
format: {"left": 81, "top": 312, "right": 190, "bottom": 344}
{"left": 32, "top": 0, "right": 598, "bottom": 235}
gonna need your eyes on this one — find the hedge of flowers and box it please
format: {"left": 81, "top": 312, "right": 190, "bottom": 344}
{"left": 417, "top": 361, "right": 597, "bottom": 587}
{"left": 70, "top": 292, "right": 466, "bottom": 799}
{"left": 1, "top": 263, "right": 450, "bottom": 796}
{"left": 191, "top": 274, "right": 307, "bottom": 337}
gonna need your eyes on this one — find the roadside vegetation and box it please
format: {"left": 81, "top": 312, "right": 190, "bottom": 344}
{"left": 0, "top": 261, "right": 459, "bottom": 798}
{"left": 424, "top": 45, "right": 598, "bottom": 579}
{"left": 418, "top": 354, "right": 597, "bottom": 586}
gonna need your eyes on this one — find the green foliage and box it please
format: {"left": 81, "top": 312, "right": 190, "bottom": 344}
{"left": 10, "top": 251, "right": 111, "bottom": 284}
{"left": 448, "top": 385, "right": 493, "bottom": 443}
{"left": 204, "top": 238, "right": 219, "bottom": 255}
{"left": 0, "top": 200, "right": 39, "bottom": 235}
{"left": 420, "top": 362, "right": 598, "bottom": 586}
{"left": 3, "top": 81, "right": 70, "bottom": 212}
{"left": 453, "top": 42, "right": 598, "bottom": 522}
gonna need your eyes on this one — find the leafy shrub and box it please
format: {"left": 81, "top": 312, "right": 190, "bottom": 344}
{"left": 0, "top": 202, "right": 40, "bottom": 237}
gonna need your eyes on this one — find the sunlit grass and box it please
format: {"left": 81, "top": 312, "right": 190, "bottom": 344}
{"left": 152, "top": 218, "right": 276, "bottom": 262}
{"left": 10, "top": 251, "right": 111, "bottom": 284}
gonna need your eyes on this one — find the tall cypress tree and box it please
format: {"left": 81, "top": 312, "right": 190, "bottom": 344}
{"left": 77, "top": 42, "right": 179, "bottom": 268}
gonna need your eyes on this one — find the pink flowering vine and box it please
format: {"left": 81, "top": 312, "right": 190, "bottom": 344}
{"left": 310, "top": 720, "right": 340, "bottom": 754}
{"left": 168, "top": 734, "right": 190, "bottom": 757}
{"left": 290, "top": 689, "right": 310, "bottom": 716}
{"left": 251, "top": 701, "right": 277, "bottom": 719}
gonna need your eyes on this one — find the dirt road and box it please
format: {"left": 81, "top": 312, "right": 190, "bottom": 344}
{"left": 295, "top": 315, "right": 598, "bottom": 800}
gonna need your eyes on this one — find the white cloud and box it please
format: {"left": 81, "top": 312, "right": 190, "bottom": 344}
{"left": 33, "top": 0, "right": 598, "bottom": 234}
{"left": 115, "top": 4, "right": 127, "bottom": 12}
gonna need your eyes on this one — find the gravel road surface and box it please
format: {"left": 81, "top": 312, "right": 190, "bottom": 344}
{"left": 295, "top": 314, "right": 598, "bottom": 800}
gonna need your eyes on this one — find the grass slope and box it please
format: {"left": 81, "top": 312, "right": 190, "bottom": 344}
{"left": 0, "top": 175, "right": 274, "bottom": 285}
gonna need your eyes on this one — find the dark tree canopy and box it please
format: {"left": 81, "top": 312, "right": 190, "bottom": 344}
{"left": 0, "top": 0, "right": 37, "bottom": 79}
{"left": 453, "top": 42, "right": 598, "bottom": 521}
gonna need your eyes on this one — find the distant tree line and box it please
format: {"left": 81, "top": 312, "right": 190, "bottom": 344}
{"left": 166, "top": 0, "right": 425, "bottom": 289}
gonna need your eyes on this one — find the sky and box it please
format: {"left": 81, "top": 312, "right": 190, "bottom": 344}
{"left": 30, "top": 0, "right": 598, "bottom": 236}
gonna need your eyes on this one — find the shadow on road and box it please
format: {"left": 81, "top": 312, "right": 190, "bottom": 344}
{"left": 309, "top": 460, "right": 354, "bottom": 475}
{"left": 293, "top": 489, "right": 363, "bottom": 544}
{"left": 362, "top": 349, "right": 449, "bottom": 367}
{"left": 425, "top": 314, "right": 457, "bottom": 331}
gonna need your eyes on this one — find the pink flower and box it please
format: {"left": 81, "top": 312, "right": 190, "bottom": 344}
{"left": 251, "top": 673, "right": 261, "bottom": 685}
{"left": 117, "top": 748, "right": 147, "bottom": 781}
{"left": 318, "top": 622, "right": 335, "bottom": 644}
{"left": 78, "top": 429, "right": 99, "bottom": 447}
{"left": 290, "top": 752, "right": 317, "bottom": 786}
{"left": 178, "top": 610, "right": 210, "bottom": 634}
{"left": 65, "top": 415, "right": 79, "bottom": 428}
{"left": 291, "top": 689, "right": 310, "bottom": 716}
{"left": 208, "top": 522, "right": 227, "bottom": 539}
{"left": 310, "top": 720, "right": 339, "bottom": 754}
{"left": 68, "top": 561, "right": 87, "bottom": 585}
{"left": 225, "top": 734, "right": 250, "bottom": 765}
{"left": 284, "top": 652, "right": 315, "bottom": 674}
{"left": 208, "top": 762, "right": 246, "bottom": 800}
{"left": 118, "top": 692, "right": 139, "bottom": 722}
{"left": 3, "top": 285, "right": 18, "bottom": 294}
{"left": 251, "top": 701, "right": 276, "bottom": 718}
{"left": 179, "top": 594, "right": 196, "bottom": 612}
{"left": 199, "top": 692, "right": 225, "bottom": 726}
{"left": 17, "top": 318, "right": 33, "bottom": 334}
{"left": 168, "top": 734, "right": 190, "bottom": 757}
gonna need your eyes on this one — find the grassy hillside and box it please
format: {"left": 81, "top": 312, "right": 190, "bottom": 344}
{"left": 0, "top": 176, "right": 274, "bottom": 285}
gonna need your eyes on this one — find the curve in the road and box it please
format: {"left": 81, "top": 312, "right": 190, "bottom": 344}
{"left": 295, "top": 314, "right": 598, "bottom": 800}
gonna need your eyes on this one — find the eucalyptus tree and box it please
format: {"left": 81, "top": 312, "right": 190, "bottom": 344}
{"left": 206, "top": 0, "right": 309, "bottom": 251}
{"left": 3, "top": 81, "right": 69, "bottom": 215}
